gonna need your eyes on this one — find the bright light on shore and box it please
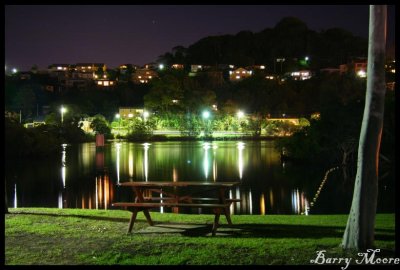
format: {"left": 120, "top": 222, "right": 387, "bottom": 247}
{"left": 202, "top": 111, "right": 210, "bottom": 119}
{"left": 237, "top": 111, "right": 245, "bottom": 119}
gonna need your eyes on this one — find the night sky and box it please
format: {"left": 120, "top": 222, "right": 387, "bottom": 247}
{"left": 5, "top": 5, "right": 395, "bottom": 72}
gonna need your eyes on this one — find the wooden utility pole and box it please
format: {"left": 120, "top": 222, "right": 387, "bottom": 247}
{"left": 342, "top": 5, "right": 387, "bottom": 250}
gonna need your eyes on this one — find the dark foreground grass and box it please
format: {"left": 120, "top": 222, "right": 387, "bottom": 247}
{"left": 5, "top": 208, "right": 396, "bottom": 265}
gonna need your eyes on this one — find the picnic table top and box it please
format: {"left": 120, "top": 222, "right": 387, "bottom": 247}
{"left": 118, "top": 181, "right": 240, "bottom": 187}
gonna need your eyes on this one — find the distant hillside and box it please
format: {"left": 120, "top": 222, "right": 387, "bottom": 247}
{"left": 158, "top": 17, "right": 368, "bottom": 70}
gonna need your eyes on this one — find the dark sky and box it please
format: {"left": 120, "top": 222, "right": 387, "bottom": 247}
{"left": 5, "top": 5, "right": 395, "bottom": 71}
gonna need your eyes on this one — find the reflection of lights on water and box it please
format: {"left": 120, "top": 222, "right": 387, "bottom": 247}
{"left": 282, "top": 161, "right": 286, "bottom": 169}
{"left": 202, "top": 142, "right": 211, "bottom": 150}
{"left": 95, "top": 177, "right": 98, "bottom": 210}
{"left": 249, "top": 189, "right": 253, "bottom": 214}
{"left": 304, "top": 200, "right": 309, "bottom": 215}
{"left": 291, "top": 189, "right": 308, "bottom": 214}
{"left": 212, "top": 159, "right": 217, "bottom": 182}
{"left": 203, "top": 143, "right": 210, "bottom": 180}
{"left": 91, "top": 174, "right": 113, "bottom": 210}
{"left": 260, "top": 193, "right": 265, "bottom": 215}
{"left": 173, "top": 167, "right": 178, "bottom": 182}
{"left": 128, "top": 148, "right": 133, "bottom": 178}
{"left": 236, "top": 187, "right": 240, "bottom": 212}
{"left": 61, "top": 146, "right": 67, "bottom": 188}
{"left": 116, "top": 143, "right": 121, "bottom": 184}
{"left": 291, "top": 189, "right": 299, "bottom": 214}
{"left": 269, "top": 189, "right": 274, "bottom": 208}
{"left": 58, "top": 191, "right": 63, "bottom": 209}
{"left": 237, "top": 142, "right": 244, "bottom": 180}
{"left": 160, "top": 192, "right": 164, "bottom": 213}
{"left": 229, "top": 190, "right": 234, "bottom": 214}
{"left": 61, "top": 167, "right": 66, "bottom": 188}
{"left": 14, "top": 184, "right": 17, "bottom": 208}
{"left": 104, "top": 176, "right": 108, "bottom": 210}
{"left": 143, "top": 143, "right": 150, "bottom": 181}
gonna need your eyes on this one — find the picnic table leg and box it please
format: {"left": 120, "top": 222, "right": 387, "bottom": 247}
{"left": 224, "top": 207, "right": 233, "bottom": 225}
{"left": 143, "top": 209, "right": 154, "bottom": 226}
{"left": 133, "top": 186, "right": 154, "bottom": 226}
{"left": 212, "top": 209, "right": 221, "bottom": 236}
{"left": 218, "top": 187, "right": 233, "bottom": 225}
{"left": 128, "top": 208, "right": 138, "bottom": 233}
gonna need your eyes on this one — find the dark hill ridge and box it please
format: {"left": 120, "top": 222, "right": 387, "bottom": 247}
{"left": 159, "top": 17, "right": 368, "bottom": 70}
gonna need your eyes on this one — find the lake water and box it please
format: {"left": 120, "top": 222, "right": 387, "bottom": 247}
{"left": 5, "top": 141, "right": 394, "bottom": 215}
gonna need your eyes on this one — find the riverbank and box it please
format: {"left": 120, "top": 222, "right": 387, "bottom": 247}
{"left": 5, "top": 208, "right": 395, "bottom": 265}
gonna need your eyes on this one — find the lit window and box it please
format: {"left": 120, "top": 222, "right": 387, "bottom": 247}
{"left": 242, "top": 71, "right": 246, "bottom": 74}
{"left": 260, "top": 65, "right": 265, "bottom": 69}
{"left": 236, "top": 71, "right": 240, "bottom": 74}
{"left": 110, "top": 81, "right": 114, "bottom": 85}
{"left": 97, "top": 81, "right": 103, "bottom": 85}
{"left": 57, "top": 67, "right": 62, "bottom": 70}
{"left": 104, "top": 81, "right": 109, "bottom": 86}
{"left": 236, "top": 75, "right": 240, "bottom": 79}
{"left": 128, "top": 113, "right": 133, "bottom": 118}
{"left": 229, "top": 71, "right": 232, "bottom": 75}
{"left": 138, "top": 76, "right": 142, "bottom": 78}
{"left": 88, "top": 66, "right": 92, "bottom": 69}
{"left": 148, "top": 76, "right": 152, "bottom": 79}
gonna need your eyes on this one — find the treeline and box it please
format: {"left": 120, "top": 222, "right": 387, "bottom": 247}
{"left": 158, "top": 17, "right": 368, "bottom": 71}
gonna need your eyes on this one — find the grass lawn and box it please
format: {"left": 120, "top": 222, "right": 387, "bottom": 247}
{"left": 5, "top": 208, "right": 396, "bottom": 265}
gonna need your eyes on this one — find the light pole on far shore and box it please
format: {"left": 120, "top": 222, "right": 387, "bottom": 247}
{"left": 60, "top": 106, "right": 67, "bottom": 124}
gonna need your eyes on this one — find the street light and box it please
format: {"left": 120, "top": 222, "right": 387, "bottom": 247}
{"left": 202, "top": 111, "right": 210, "bottom": 119}
{"left": 237, "top": 110, "right": 245, "bottom": 119}
{"left": 60, "top": 106, "right": 67, "bottom": 124}
{"left": 143, "top": 111, "right": 149, "bottom": 121}
{"left": 115, "top": 113, "right": 121, "bottom": 136}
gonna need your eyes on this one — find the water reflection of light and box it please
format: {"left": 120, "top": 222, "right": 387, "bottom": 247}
{"left": 160, "top": 192, "right": 164, "bottom": 213}
{"left": 292, "top": 189, "right": 302, "bottom": 214}
{"left": 94, "top": 174, "right": 114, "bottom": 210}
{"left": 128, "top": 148, "right": 134, "bottom": 178}
{"left": 260, "top": 193, "right": 265, "bottom": 215}
{"left": 116, "top": 143, "right": 121, "bottom": 184}
{"left": 58, "top": 191, "right": 63, "bottom": 209}
{"left": 61, "top": 144, "right": 67, "bottom": 188}
{"left": 203, "top": 143, "right": 210, "bottom": 180}
{"left": 269, "top": 189, "right": 274, "bottom": 209}
{"left": 236, "top": 187, "right": 240, "bottom": 212}
{"left": 249, "top": 189, "right": 253, "bottom": 214}
{"left": 14, "top": 184, "right": 17, "bottom": 208}
{"left": 237, "top": 142, "right": 244, "bottom": 180}
{"left": 95, "top": 177, "right": 99, "bottom": 209}
{"left": 212, "top": 159, "right": 217, "bottom": 182}
{"left": 229, "top": 190, "right": 234, "bottom": 214}
{"left": 173, "top": 167, "right": 178, "bottom": 182}
{"left": 143, "top": 143, "right": 150, "bottom": 181}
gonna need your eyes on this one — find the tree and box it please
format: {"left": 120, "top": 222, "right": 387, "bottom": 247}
{"left": 342, "top": 5, "right": 387, "bottom": 250}
{"left": 90, "top": 114, "right": 111, "bottom": 135}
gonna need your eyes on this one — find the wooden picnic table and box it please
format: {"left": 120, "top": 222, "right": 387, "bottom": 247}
{"left": 113, "top": 181, "right": 241, "bottom": 236}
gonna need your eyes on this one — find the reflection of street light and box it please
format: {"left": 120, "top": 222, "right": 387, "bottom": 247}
{"left": 60, "top": 106, "right": 67, "bottom": 124}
